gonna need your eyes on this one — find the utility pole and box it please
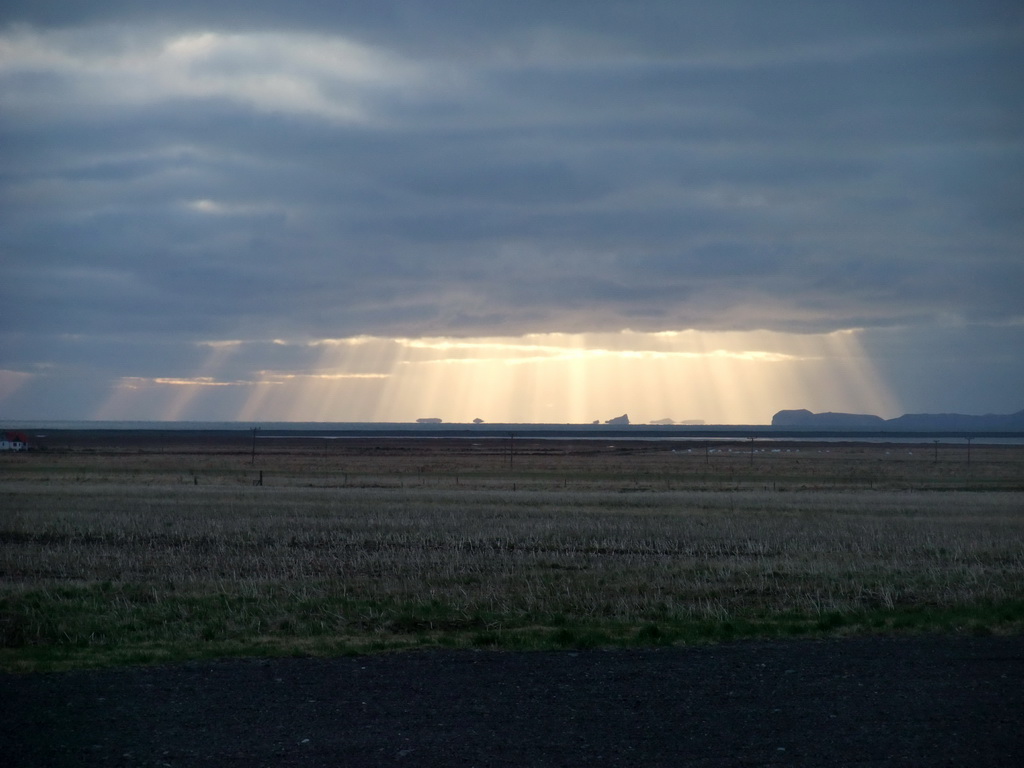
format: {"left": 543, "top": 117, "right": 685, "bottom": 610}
{"left": 251, "top": 426, "right": 260, "bottom": 465}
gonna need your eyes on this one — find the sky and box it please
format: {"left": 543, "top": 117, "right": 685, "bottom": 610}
{"left": 1, "top": 1, "right": 1022, "bottom": 425}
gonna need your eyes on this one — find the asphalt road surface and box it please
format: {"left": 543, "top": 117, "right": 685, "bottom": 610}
{"left": 4, "top": 635, "right": 1022, "bottom": 767}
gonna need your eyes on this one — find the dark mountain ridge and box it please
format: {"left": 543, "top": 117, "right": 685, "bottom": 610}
{"left": 773, "top": 408, "right": 1024, "bottom": 431}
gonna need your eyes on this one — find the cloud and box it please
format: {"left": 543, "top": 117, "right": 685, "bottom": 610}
{"left": 1, "top": 2, "right": 1022, "bottom": 420}
{"left": 0, "top": 25, "right": 426, "bottom": 124}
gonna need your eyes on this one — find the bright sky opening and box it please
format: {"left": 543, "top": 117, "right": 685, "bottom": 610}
{"left": 86, "top": 329, "right": 898, "bottom": 425}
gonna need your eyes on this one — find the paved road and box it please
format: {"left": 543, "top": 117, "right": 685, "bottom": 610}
{"left": 4, "top": 635, "right": 1022, "bottom": 767}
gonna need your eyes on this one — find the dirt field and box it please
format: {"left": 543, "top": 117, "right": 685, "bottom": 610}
{"left": 7, "top": 429, "right": 1024, "bottom": 491}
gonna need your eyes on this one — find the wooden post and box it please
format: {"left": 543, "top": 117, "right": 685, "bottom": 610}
{"left": 251, "top": 426, "right": 259, "bottom": 465}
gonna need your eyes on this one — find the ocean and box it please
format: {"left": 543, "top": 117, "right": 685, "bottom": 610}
{"left": 4, "top": 420, "right": 1023, "bottom": 444}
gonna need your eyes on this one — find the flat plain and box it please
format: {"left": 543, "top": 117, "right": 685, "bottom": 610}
{"left": 2, "top": 431, "right": 1023, "bottom": 671}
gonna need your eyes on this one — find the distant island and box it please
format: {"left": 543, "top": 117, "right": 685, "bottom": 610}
{"left": 772, "top": 408, "right": 1024, "bottom": 431}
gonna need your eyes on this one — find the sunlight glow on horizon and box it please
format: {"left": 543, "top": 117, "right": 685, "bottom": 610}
{"left": 89, "top": 328, "right": 901, "bottom": 424}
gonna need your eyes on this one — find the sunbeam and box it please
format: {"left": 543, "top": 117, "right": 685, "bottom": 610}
{"left": 222, "top": 328, "right": 901, "bottom": 424}
{"left": 93, "top": 341, "right": 245, "bottom": 420}
{"left": 90, "top": 329, "right": 899, "bottom": 423}
{"left": 0, "top": 369, "right": 34, "bottom": 405}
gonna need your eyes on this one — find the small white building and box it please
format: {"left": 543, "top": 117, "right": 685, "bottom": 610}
{"left": 0, "top": 431, "right": 29, "bottom": 451}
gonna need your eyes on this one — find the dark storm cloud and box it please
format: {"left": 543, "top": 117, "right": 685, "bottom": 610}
{"left": 2, "top": 1, "right": 1023, "bottom": 417}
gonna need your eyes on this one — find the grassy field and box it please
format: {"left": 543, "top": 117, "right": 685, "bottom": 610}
{"left": 2, "top": 434, "right": 1023, "bottom": 671}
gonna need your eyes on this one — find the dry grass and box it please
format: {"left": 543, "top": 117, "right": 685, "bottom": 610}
{"left": 2, "top": 435, "right": 1023, "bottom": 670}
{"left": 7, "top": 433, "right": 1024, "bottom": 491}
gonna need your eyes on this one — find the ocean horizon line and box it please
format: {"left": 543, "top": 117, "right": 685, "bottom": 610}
{"left": 4, "top": 419, "right": 1023, "bottom": 443}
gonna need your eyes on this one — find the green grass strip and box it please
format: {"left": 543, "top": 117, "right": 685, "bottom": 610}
{"left": 4, "top": 585, "right": 1023, "bottom": 672}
